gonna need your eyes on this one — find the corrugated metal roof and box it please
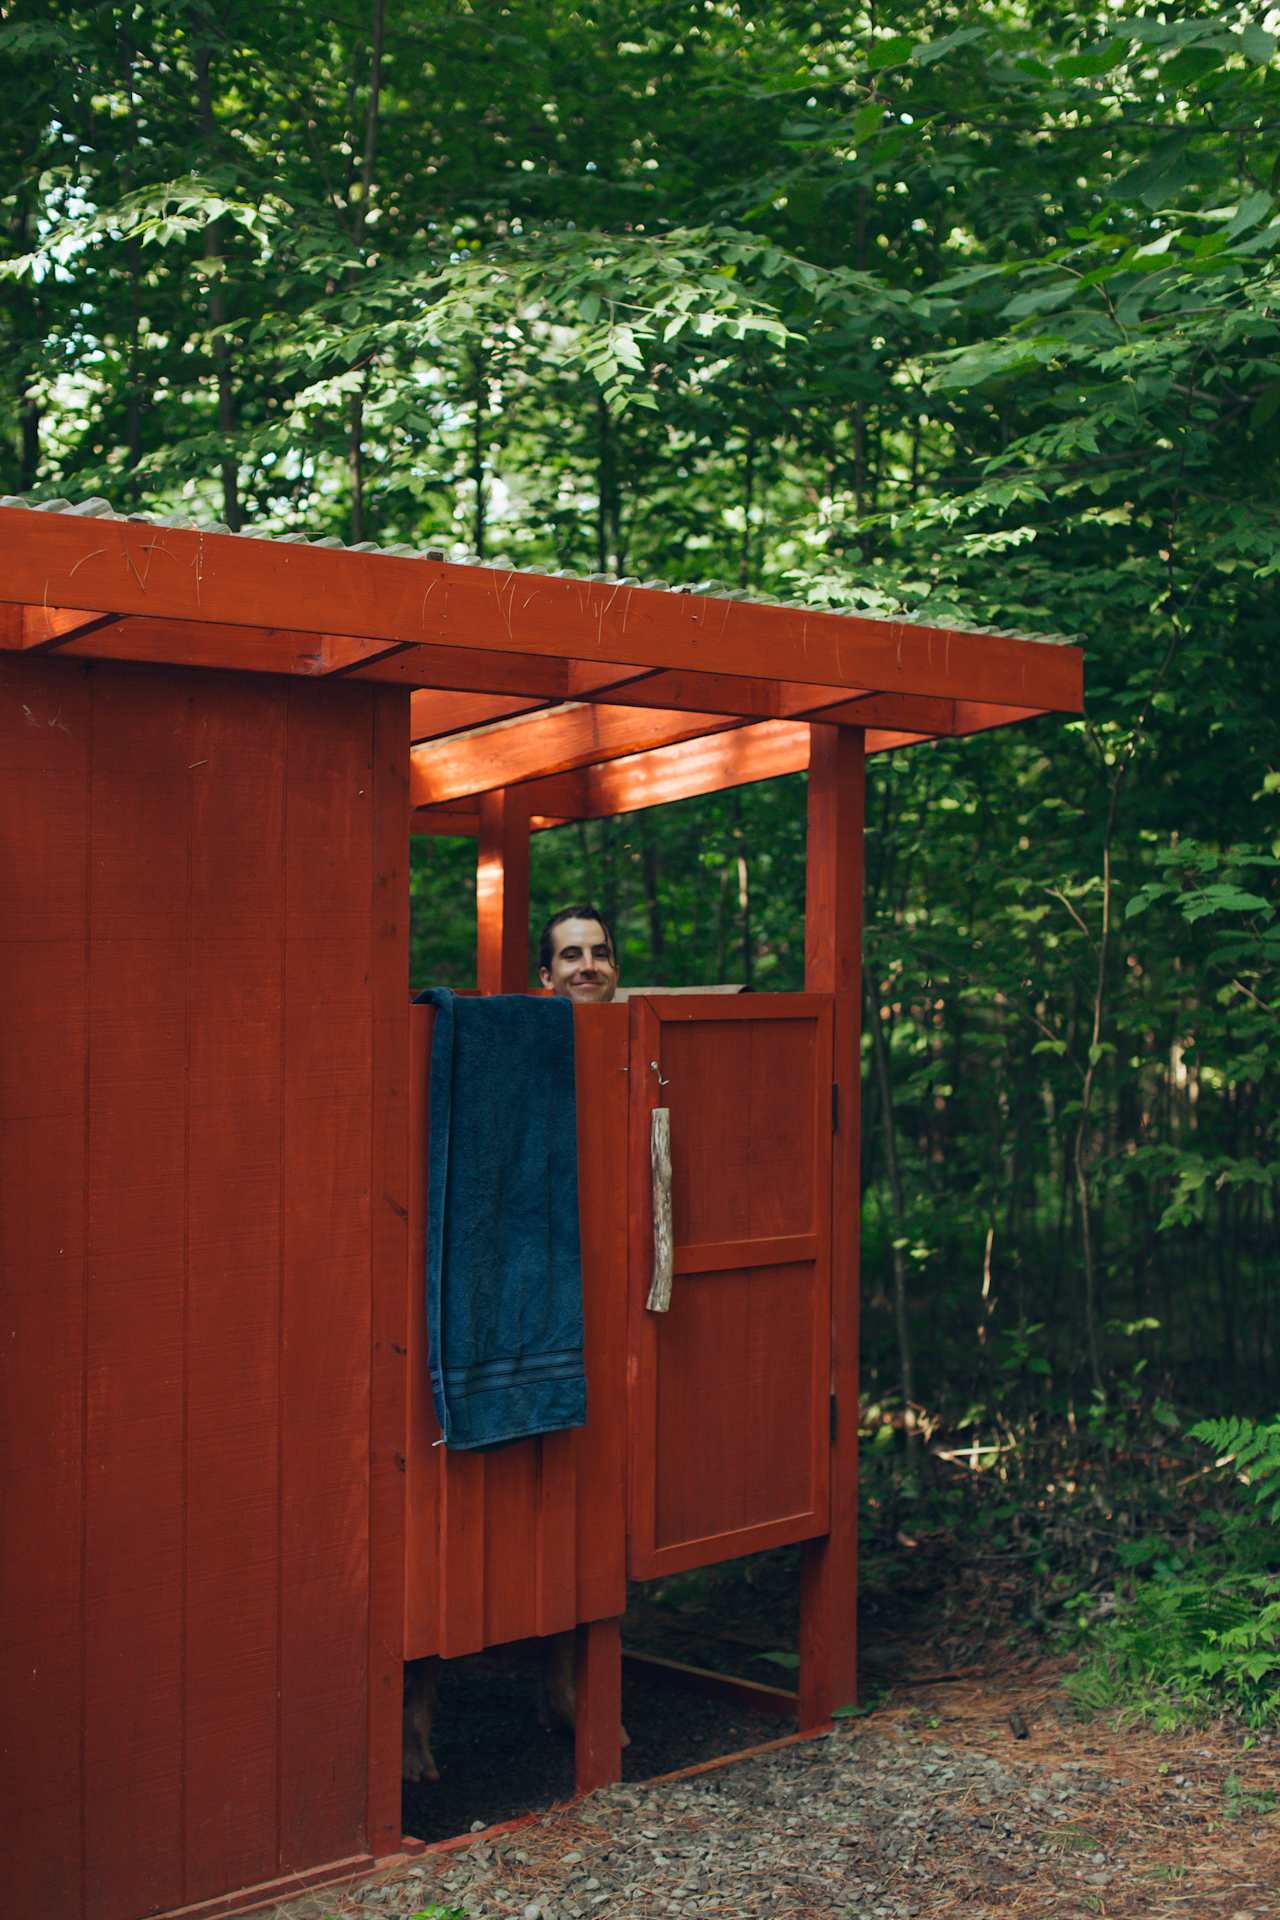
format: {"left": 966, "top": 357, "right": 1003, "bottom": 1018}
{"left": 0, "top": 493, "right": 1074, "bottom": 647}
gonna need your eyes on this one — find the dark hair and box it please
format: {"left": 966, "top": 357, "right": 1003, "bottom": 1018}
{"left": 539, "top": 904, "right": 617, "bottom": 976}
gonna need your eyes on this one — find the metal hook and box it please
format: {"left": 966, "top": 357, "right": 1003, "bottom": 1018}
{"left": 649, "top": 1059, "right": 670, "bottom": 1087}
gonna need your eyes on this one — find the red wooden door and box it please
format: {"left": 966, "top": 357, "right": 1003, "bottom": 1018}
{"left": 627, "top": 995, "right": 835, "bottom": 1581}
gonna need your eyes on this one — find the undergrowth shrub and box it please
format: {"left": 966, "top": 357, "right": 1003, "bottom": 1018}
{"left": 1067, "top": 1416, "right": 1280, "bottom": 1728}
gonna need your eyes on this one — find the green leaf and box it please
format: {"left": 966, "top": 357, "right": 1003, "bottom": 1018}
{"left": 852, "top": 104, "right": 887, "bottom": 142}
{"left": 1055, "top": 43, "right": 1128, "bottom": 80}
{"left": 866, "top": 35, "right": 917, "bottom": 70}
{"left": 1003, "top": 281, "right": 1077, "bottom": 319}
{"left": 1223, "top": 193, "right": 1274, "bottom": 243}
{"left": 913, "top": 26, "right": 987, "bottom": 67}
{"left": 928, "top": 266, "right": 1008, "bottom": 294}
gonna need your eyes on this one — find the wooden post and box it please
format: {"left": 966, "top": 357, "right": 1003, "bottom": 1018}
{"left": 476, "top": 786, "right": 531, "bottom": 993}
{"left": 367, "top": 686, "right": 412, "bottom": 1857}
{"left": 799, "top": 723, "right": 864, "bottom": 1730}
{"left": 574, "top": 1616, "right": 623, "bottom": 1794}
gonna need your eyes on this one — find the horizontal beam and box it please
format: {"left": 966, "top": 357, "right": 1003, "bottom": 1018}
{"left": 797, "top": 690, "right": 952, "bottom": 731}
{"left": 0, "top": 605, "right": 122, "bottom": 651}
{"left": 599, "top": 666, "right": 802, "bottom": 720}
{"left": 0, "top": 603, "right": 651, "bottom": 702}
{"left": 408, "top": 665, "right": 660, "bottom": 743}
{"left": 523, "top": 721, "right": 813, "bottom": 820}
{"left": 410, "top": 718, "right": 939, "bottom": 826}
{"left": 0, "top": 507, "right": 1084, "bottom": 709}
{"left": 344, "top": 638, "right": 571, "bottom": 694}
{"left": 0, "top": 585, "right": 1069, "bottom": 760}
{"left": 408, "top": 807, "right": 573, "bottom": 836}
{"left": 410, "top": 701, "right": 746, "bottom": 807}
{"left": 35, "top": 609, "right": 965, "bottom": 739}
{"left": 38, "top": 613, "right": 380, "bottom": 676}
{"left": 410, "top": 689, "right": 552, "bottom": 742}
{"left": 520, "top": 724, "right": 927, "bottom": 818}
{"left": 363, "top": 650, "right": 655, "bottom": 703}
{"left": 407, "top": 678, "right": 966, "bottom": 805}
{"left": 953, "top": 699, "right": 1045, "bottom": 737}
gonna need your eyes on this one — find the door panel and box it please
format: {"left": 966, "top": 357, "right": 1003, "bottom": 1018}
{"left": 628, "top": 995, "right": 834, "bottom": 1581}
{"left": 654, "top": 1262, "right": 820, "bottom": 1546}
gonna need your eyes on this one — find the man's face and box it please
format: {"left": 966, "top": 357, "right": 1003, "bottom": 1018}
{"left": 540, "top": 917, "right": 619, "bottom": 1004}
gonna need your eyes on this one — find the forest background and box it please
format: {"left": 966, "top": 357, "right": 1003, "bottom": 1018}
{"left": 4, "top": 0, "right": 1278, "bottom": 1714}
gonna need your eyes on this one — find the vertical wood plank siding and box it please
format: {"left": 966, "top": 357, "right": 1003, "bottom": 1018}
{"left": 0, "top": 656, "right": 408, "bottom": 1920}
{"left": 402, "top": 1002, "right": 628, "bottom": 1660}
{"left": 0, "top": 658, "right": 91, "bottom": 1920}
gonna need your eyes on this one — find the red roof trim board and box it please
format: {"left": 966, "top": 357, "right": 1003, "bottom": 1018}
{"left": 0, "top": 499, "right": 1083, "bottom": 824}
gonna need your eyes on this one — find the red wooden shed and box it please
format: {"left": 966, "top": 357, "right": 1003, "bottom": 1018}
{"left": 0, "top": 496, "right": 1082, "bottom": 1920}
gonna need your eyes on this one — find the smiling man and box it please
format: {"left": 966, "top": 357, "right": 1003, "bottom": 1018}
{"left": 537, "top": 903, "right": 620, "bottom": 1004}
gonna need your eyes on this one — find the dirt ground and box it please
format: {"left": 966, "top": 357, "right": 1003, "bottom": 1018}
{"left": 261, "top": 1649, "right": 1280, "bottom": 1920}
{"left": 402, "top": 1645, "right": 785, "bottom": 1845}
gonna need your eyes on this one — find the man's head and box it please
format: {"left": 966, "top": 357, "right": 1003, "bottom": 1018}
{"left": 538, "top": 904, "right": 619, "bottom": 1004}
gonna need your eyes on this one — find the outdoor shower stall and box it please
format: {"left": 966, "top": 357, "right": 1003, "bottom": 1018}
{"left": 0, "top": 498, "right": 1083, "bottom": 1920}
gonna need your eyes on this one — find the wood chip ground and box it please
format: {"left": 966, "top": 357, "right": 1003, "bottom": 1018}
{"left": 259, "top": 1659, "right": 1280, "bottom": 1920}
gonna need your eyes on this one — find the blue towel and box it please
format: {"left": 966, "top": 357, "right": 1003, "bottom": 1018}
{"left": 417, "top": 989, "right": 587, "bottom": 1450}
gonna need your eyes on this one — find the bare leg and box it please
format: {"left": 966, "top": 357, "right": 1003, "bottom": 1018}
{"left": 539, "top": 1629, "right": 577, "bottom": 1730}
{"left": 402, "top": 1657, "right": 441, "bottom": 1783}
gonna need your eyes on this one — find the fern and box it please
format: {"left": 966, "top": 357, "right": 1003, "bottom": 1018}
{"left": 1068, "top": 1415, "right": 1280, "bottom": 1728}
{"left": 1189, "top": 1415, "right": 1280, "bottom": 1525}
{"left": 1068, "top": 1572, "right": 1280, "bottom": 1728}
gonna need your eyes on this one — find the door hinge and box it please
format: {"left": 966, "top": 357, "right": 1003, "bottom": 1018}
{"left": 829, "top": 1392, "right": 839, "bottom": 1445}
{"left": 831, "top": 1082, "right": 840, "bottom": 1132}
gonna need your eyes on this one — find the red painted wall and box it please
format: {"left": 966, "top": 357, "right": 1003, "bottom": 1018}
{"left": 0, "top": 655, "right": 409, "bottom": 1920}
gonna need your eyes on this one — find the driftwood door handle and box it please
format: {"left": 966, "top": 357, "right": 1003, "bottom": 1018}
{"left": 646, "top": 1106, "right": 674, "bottom": 1312}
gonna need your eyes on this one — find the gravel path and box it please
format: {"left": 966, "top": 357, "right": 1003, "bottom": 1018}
{"left": 266, "top": 1666, "right": 1280, "bottom": 1920}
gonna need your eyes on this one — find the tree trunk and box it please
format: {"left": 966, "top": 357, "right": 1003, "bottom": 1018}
{"left": 195, "top": 35, "right": 241, "bottom": 529}
{"left": 19, "top": 397, "right": 39, "bottom": 492}
{"left": 348, "top": 386, "right": 366, "bottom": 544}
{"left": 600, "top": 817, "right": 619, "bottom": 934}
{"left": 118, "top": 28, "right": 146, "bottom": 500}
{"left": 596, "top": 393, "right": 614, "bottom": 573}
{"left": 866, "top": 975, "right": 920, "bottom": 1471}
{"left": 715, "top": 865, "right": 731, "bottom": 979}
{"left": 7, "top": 198, "right": 41, "bottom": 491}
{"left": 639, "top": 812, "right": 664, "bottom": 974}
{"left": 346, "top": 0, "right": 385, "bottom": 544}
{"left": 739, "top": 433, "right": 755, "bottom": 588}
{"left": 731, "top": 793, "right": 753, "bottom": 989}
{"left": 471, "top": 353, "right": 488, "bottom": 558}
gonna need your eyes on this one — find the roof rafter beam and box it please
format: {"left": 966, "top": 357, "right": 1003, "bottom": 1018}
{"left": 410, "top": 715, "right": 946, "bottom": 830}
{"left": 519, "top": 722, "right": 812, "bottom": 821}
{"left": 14, "top": 605, "right": 987, "bottom": 746}
{"left": 33, "top": 613, "right": 387, "bottom": 677}
{"left": 410, "top": 690, "right": 554, "bottom": 742}
{"left": 410, "top": 700, "right": 747, "bottom": 808}
{"left": 408, "top": 665, "right": 661, "bottom": 744}
{"left": 0, "top": 605, "right": 122, "bottom": 651}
